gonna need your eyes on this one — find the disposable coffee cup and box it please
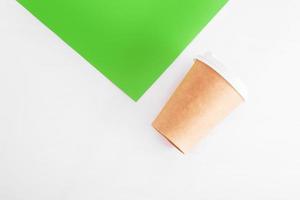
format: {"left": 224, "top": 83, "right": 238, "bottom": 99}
{"left": 152, "top": 53, "right": 247, "bottom": 154}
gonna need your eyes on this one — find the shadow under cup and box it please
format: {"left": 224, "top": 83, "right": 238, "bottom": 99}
{"left": 152, "top": 54, "right": 247, "bottom": 154}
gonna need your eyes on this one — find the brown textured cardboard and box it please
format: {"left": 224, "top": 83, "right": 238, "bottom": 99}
{"left": 152, "top": 59, "right": 244, "bottom": 153}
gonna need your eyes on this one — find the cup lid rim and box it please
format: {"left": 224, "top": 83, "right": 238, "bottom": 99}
{"left": 195, "top": 53, "right": 248, "bottom": 101}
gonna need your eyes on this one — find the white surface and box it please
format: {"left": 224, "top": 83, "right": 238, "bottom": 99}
{"left": 1, "top": 0, "right": 300, "bottom": 199}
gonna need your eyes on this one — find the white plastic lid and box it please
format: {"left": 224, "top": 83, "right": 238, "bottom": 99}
{"left": 195, "top": 52, "right": 248, "bottom": 101}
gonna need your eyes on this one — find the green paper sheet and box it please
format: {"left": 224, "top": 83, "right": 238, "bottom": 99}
{"left": 17, "top": 0, "right": 227, "bottom": 101}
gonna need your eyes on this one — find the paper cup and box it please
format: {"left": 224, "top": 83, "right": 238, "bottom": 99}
{"left": 152, "top": 53, "right": 247, "bottom": 154}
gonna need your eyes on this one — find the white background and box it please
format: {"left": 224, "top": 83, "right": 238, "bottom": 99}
{"left": 1, "top": 0, "right": 300, "bottom": 199}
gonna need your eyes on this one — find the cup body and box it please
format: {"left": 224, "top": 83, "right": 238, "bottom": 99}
{"left": 152, "top": 58, "right": 244, "bottom": 153}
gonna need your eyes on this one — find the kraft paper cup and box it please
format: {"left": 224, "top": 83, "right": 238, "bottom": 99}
{"left": 152, "top": 53, "right": 247, "bottom": 154}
